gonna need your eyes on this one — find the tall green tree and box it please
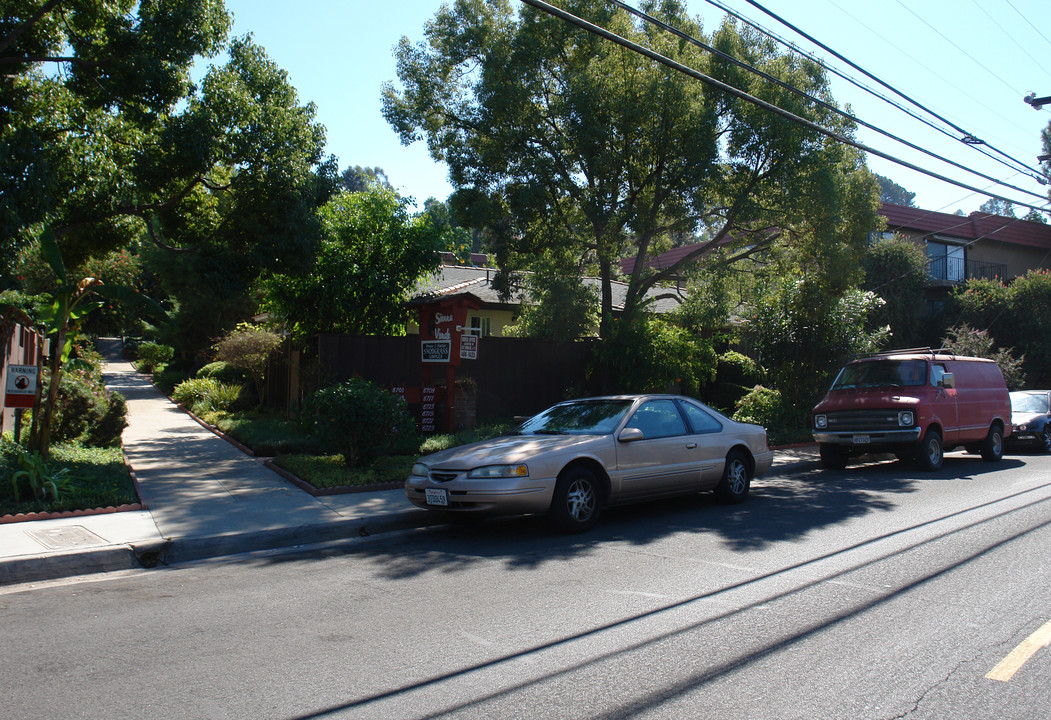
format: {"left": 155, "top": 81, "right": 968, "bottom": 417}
{"left": 3, "top": 2, "right": 337, "bottom": 356}
{"left": 383, "top": 0, "right": 878, "bottom": 339}
{"left": 262, "top": 188, "right": 445, "bottom": 338}
{"left": 1, "top": 0, "right": 230, "bottom": 273}
{"left": 876, "top": 175, "right": 916, "bottom": 207}
{"left": 861, "top": 236, "right": 929, "bottom": 348}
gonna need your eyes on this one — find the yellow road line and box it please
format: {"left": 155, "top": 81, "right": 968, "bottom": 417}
{"left": 986, "top": 619, "right": 1051, "bottom": 682}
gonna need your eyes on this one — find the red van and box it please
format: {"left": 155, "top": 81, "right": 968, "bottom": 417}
{"left": 812, "top": 349, "right": 1011, "bottom": 471}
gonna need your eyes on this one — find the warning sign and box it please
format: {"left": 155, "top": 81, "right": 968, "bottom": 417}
{"left": 5, "top": 364, "right": 38, "bottom": 408}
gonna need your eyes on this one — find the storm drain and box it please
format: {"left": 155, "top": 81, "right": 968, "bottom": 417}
{"left": 25, "top": 526, "right": 108, "bottom": 551}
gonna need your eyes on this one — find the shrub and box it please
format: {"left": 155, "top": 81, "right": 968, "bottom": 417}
{"left": 49, "top": 370, "right": 128, "bottom": 447}
{"left": 706, "top": 351, "right": 762, "bottom": 412}
{"left": 135, "top": 342, "right": 174, "bottom": 373}
{"left": 733, "top": 385, "right": 810, "bottom": 446}
{"left": 153, "top": 367, "right": 192, "bottom": 396}
{"left": 941, "top": 323, "right": 1026, "bottom": 389}
{"left": 172, "top": 377, "right": 246, "bottom": 415}
{"left": 213, "top": 324, "right": 283, "bottom": 404}
{"left": 197, "top": 361, "right": 250, "bottom": 384}
{"left": 593, "top": 314, "right": 716, "bottom": 396}
{"left": 301, "top": 378, "right": 418, "bottom": 466}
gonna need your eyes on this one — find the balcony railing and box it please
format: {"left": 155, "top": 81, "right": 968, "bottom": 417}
{"left": 927, "top": 257, "right": 1007, "bottom": 283}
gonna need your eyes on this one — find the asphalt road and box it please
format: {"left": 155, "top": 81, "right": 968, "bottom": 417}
{"left": 3, "top": 450, "right": 1050, "bottom": 719}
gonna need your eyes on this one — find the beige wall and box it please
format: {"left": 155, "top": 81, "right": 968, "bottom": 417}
{"left": 895, "top": 231, "right": 1051, "bottom": 282}
{"left": 406, "top": 308, "right": 517, "bottom": 337}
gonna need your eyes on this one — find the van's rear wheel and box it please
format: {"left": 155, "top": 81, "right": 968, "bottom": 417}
{"left": 916, "top": 429, "right": 944, "bottom": 471}
{"left": 980, "top": 424, "right": 1004, "bottom": 462}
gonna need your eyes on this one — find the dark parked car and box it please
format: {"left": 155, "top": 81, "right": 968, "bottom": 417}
{"left": 1007, "top": 390, "right": 1051, "bottom": 453}
{"left": 405, "top": 394, "right": 773, "bottom": 532}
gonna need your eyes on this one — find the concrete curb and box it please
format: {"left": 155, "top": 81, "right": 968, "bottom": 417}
{"left": 0, "top": 545, "right": 144, "bottom": 586}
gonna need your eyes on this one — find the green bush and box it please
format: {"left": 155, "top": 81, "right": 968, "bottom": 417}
{"left": 50, "top": 371, "right": 128, "bottom": 447}
{"left": 197, "top": 361, "right": 250, "bottom": 384}
{"left": 172, "top": 377, "right": 246, "bottom": 415}
{"left": 706, "top": 351, "right": 762, "bottom": 412}
{"left": 301, "top": 378, "right": 418, "bottom": 466}
{"left": 733, "top": 385, "right": 810, "bottom": 446}
{"left": 135, "top": 342, "right": 174, "bottom": 373}
{"left": 152, "top": 366, "right": 192, "bottom": 395}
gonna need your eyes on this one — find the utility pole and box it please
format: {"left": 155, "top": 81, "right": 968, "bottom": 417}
{"left": 1024, "top": 92, "right": 1051, "bottom": 109}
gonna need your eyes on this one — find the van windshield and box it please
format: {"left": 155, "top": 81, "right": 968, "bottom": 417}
{"left": 831, "top": 359, "right": 927, "bottom": 390}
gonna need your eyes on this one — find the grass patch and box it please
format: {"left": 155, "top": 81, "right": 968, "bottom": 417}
{"left": 202, "top": 410, "right": 321, "bottom": 456}
{"left": 273, "top": 453, "right": 415, "bottom": 489}
{"left": 1, "top": 440, "right": 138, "bottom": 517}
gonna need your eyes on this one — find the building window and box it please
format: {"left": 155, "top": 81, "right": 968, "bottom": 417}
{"left": 926, "top": 240, "right": 965, "bottom": 282}
{"left": 469, "top": 316, "right": 492, "bottom": 338}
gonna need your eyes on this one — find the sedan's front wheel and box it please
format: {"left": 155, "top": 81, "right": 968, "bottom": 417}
{"left": 549, "top": 466, "right": 603, "bottom": 533}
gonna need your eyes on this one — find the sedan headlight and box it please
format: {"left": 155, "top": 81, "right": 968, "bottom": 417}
{"left": 411, "top": 463, "right": 430, "bottom": 477}
{"left": 898, "top": 410, "right": 914, "bottom": 427}
{"left": 814, "top": 414, "right": 827, "bottom": 429}
{"left": 467, "top": 464, "right": 529, "bottom": 479}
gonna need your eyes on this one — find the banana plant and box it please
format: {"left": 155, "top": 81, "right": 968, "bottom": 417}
{"left": 27, "top": 228, "right": 162, "bottom": 460}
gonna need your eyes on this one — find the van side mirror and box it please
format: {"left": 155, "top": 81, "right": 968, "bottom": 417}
{"left": 940, "top": 372, "right": 955, "bottom": 389}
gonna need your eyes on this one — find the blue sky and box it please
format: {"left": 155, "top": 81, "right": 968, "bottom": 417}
{"left": 210, "top": 0, "right": 1051, "bottom": 216}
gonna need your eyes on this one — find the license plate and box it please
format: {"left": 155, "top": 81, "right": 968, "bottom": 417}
{"left": 425, "top": 488, "right": 449, "bottom": 507}
{"left": 852, "top": 435, "right": 870, "bottom": 445}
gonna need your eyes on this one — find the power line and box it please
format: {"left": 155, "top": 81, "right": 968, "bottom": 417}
{"left": 1003, "top": 0, "right": 1051, "bottom": 51}
{"left": 822, "top": 0, "right": 1047, "bottom": 146}
{"left": 517, "top": 0, "right": 1049, "bottom": 214}
{"left": 696, "top": 0, "right": 1045, "bottom": 186}
{"left": 734, "top": 0, "right": 1046, "bottom": 182}
{"left": 608, "top": 0, "right": 1047, "bottom": 204}
{"left": 968, "top": 0, "right": 1051, "bottom": 86}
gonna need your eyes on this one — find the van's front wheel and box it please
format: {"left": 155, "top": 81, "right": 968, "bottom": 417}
{"left": 916, "top": 429, "right": 944, "bottom": 471}
{"left": 819, "top": 443, "right": 849, "bottom": 470}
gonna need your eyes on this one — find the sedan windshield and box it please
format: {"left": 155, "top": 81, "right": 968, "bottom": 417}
{"left": 1011, "top": 393, "right": 1049, "bottom": 413}
{"left": 518, "top": 399, "right": 634, "bottom": 435}
{"left": 831, "top": 359, "right": 927, "bottom": 390}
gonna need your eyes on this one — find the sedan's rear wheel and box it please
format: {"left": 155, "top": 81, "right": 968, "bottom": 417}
{"left": 549, "top": 466, "right": 603, "bottom": 533}
{"left": 715, "top": 450, "right": 751, "bottom": 503}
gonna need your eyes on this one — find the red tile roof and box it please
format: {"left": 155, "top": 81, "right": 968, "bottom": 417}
{"left": 880, "top": 203, "right": 1051, "bottom": 249}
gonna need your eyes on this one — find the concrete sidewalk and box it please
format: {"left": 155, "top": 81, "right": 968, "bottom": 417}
{"left": 0, "top": 340, "right": 820, "bottom": 587}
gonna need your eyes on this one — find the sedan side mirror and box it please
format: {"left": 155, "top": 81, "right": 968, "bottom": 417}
{"left": 618, "top": 427, "right": 644, "bottom": 443}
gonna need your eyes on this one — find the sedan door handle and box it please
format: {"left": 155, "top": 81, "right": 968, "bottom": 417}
{"left": 686, "top": 443, "right": 697, "bottom": 449}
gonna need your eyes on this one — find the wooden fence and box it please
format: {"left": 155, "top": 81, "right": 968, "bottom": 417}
{"left": 267, "top": 334, "right": 601, "bottom": 429}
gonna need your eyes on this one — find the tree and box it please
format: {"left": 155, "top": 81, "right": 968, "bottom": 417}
{"left": 504, "top": 248, "right": 600, "bottom": 341}
{"left": 875, "top": 175, "right": 916, "bottom": 207}
{"left": 861, "top": 237, "right": 929, "bottom": 348}
{"left": 750, "top": 276, "right": 888, "bottom": 426}
{"left": 2, "top": 0, "right": 230, "bottom": 274}
{"left": 941, "top": 324, "right": 1025, "bottom": 389}
{"left": 3, "top": 3, "right": 338, "bottom": 356}
{"left": 383, "top": 0, "right": 879, "bottom": 342}
{"left": 262, "top": 188, "right": 445, "bottom": 338}
{"left": 214, "top": 323, "right": 282, "bottom": 404}
{"left": 978, "top": 197, "right": 1016, "bottom": 218}
{"left": 341, "top": 166, "right": 393, "bottom": 193}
